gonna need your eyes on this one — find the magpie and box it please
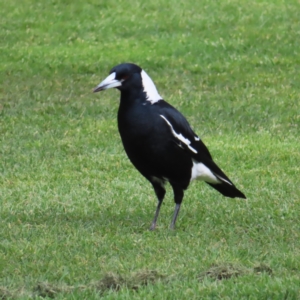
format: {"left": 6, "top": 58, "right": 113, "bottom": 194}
{"left": 93, "top": 63, "right": 246, "bottom": 230}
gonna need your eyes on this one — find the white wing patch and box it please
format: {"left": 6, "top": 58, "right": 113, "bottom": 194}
{"left": 191, "top": 161, "right": 221, "bottom": 183}
{"left": 160, "top": 115, "right": 198, "bottom": 154}
{"left": 190, "top": 160, "right": 233, "bottom": 185}
{"left": 141, "top": 70, "right": 162, "bottom": 104}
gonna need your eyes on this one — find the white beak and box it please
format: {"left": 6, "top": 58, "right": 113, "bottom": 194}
{"left": 93, "top": 72, "right": 122, "bottom": 92}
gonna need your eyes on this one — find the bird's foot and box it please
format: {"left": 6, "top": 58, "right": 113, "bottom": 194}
{"left": 150, "top": 222, "right": 156, "bottom": 231}
{"left": 169, "top": 223, "right": 175, "bottom": 230}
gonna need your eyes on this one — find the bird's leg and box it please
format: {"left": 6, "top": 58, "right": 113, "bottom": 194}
{"left": 150, "top": 182, "right": 166, "bottom": 230}
{"left": 150, "top": 200, "right": 163, "bottom": 231}
{"left": 170, "top": 187, "right": 184, "bottom": 230}
{"left": 170, "top": 203, "right": 181, "bottom": 230}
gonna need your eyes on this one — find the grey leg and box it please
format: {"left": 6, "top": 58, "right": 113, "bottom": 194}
{"left": 170, "top": 203, "right": 181, "bottom": 230}
{"left": 150, "top": 199, "right": 163, "bottom": 230}
{"left": 150, "top": 183, "right": 166, "bottom": 230}
{"left": 169, "top": 186, "right": 184, "bottom": 230}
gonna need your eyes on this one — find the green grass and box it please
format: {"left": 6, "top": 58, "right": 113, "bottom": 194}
{"left": 1, "top": 0, "right": 299, "bottom": 298}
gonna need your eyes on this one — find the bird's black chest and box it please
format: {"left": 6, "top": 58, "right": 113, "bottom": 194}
{"left": 118, "top": 101, "right": 169, "bottom": 171}
{"left": 117, "top": 102, "right": 160, "bottom": 154}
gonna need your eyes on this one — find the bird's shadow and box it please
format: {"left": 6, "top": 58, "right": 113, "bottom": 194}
{"left": 19, "top": 206, "right": 155, "bottom": 232}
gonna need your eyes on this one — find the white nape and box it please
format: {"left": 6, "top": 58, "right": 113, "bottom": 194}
{"left": 141, "top": 70, "right": 162, "bottom": 104}
{"left": 160, "top": 115, "right": 198, "bottom": 154}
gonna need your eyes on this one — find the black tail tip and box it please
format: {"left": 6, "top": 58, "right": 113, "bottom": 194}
{"left": 236, "top": 190, "right": 246, "bottom": 199}
{"left": 206, "top": 182, "right": 246, "bottom": 199}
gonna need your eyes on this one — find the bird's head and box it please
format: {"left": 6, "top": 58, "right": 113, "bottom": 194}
{"left": 93, "top": 63, "right": 141, "bottom": 93}
{"left": 93, "top": 63, "right": 162, "bottom": 103}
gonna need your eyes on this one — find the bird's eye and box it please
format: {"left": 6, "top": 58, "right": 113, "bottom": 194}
{"left": 121, "top": 75, "right": 129, "bottom": 81}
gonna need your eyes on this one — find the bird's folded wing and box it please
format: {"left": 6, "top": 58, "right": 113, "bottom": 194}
{"left": 159, "top": 106, "right": 213, "bottom": 161}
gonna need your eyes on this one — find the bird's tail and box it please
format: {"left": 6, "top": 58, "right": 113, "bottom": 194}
{"left": 206, "top": 181, "right": 246, "bottom": 198}
{"left": 202, "top": 159, "right": 246, "bottom": 199}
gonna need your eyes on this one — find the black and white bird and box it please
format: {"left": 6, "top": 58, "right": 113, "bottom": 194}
{"left": 94, "top": 63, "right": 246, "bottom": 230}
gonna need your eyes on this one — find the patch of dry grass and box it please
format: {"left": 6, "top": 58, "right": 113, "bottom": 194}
{"left": 199, "top": 262, "right": 274, "bottom": 281}
{"left": 2, "top": 270, "right": 167, "bottom": 299}
{"left": 0, "top": 287, "right": 12, "bottom": 300}
{"left": 198, "top": 263, "right": 249, "bottom": 281}
{"left": 2, "top": 266, "right": 276, "bottom": 298}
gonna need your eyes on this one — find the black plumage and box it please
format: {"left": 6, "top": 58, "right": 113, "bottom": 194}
{"left": 94, "top": 63, "right": 246, "bottom": 229}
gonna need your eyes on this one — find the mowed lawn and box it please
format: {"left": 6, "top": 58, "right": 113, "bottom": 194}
{"left": 1, "top": 0, "right": 299, "bottom": 298}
